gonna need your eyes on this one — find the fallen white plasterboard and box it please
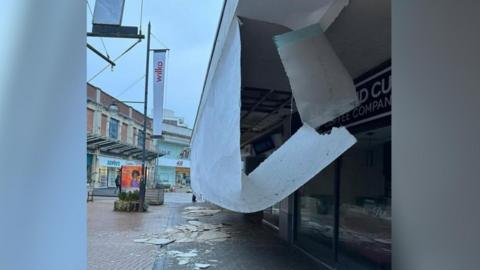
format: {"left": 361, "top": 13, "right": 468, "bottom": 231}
{"left": 274, "top": 23, "right": 358, "bottom": 129}
{"left": 195, "top": 124, "right": 355, "bottom": 213}
{"left": 195, "top": 263, "right": 211, "bottom": 269}
{"left": 191, "top": 17, "right": 357, "bottom": 213}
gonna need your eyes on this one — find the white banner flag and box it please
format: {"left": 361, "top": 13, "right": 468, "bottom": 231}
{"left": 153, "top": 49, "right": 167, "bottom": 136}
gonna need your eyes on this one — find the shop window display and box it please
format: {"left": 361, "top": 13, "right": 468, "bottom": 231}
{"left": 337, "top": 127, "right": 391, "bottom": 270}
{"left": 295, "top": 163, "right": 336, "bottom": 265}
{"left": 294, "top": 126, "right": 391, "bottom": 270}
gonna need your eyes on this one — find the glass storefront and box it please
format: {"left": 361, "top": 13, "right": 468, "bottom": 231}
{"left": 96, "top": 167, "right": 108, "bottom": 188}
{"left": 263, "top": 203, "right": 280, "bottom": 228}
{"left": 338, "top": 126, "right": 391, "bottom": 270}
{"left": 107, "top": 167, "right": 120, "bottom": 187}
{"left": 295, "top": 162, "right": 336, "bottom": 265}
{"left": 295, "top": 125, "right": 391, "bottom": 270}
{"left": 95, "top": 166, "right": 120, "bottom": 188}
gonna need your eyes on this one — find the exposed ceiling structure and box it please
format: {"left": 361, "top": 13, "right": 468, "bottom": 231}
{"left": 325, "top": 0, "right": 391, "bottom": 78}
{"left": 237, "top": 0, "right": 391, "bottom": 147}
{"left": 194, "top": 0, "right": 391, "bottom": 148}
{"left": 238, "top": 18, "right": 293, "bottom": 145}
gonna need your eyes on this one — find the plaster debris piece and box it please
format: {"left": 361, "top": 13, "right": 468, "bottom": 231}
{"left": 164, "top": 228, "right": 177, "bottom": 234}
{"left": 144, "top": 238, "right": 174, "bottom": 246}
{"left": 185, "top": 224, "right": 198, "bottom": 232}
{"left": 176, "top": 238, "right": 191, "bottom": 243}
{"left": 183, "top": 209, "right": 221, "bottom": 217}
{"left": 195, "top": 263, "right": 211, "bottom": 269}
{"left": 136, "top": 213, "right": 231, "bottom": 245}
{"left": 133, "top": 238, "right": 149, "bottom": 243}
{"left": 196, "top": 231, "right": 230, "bottom": 242}
{"left": 176, "top": 251, "right": 198, "bottom": 258}
{"left": 168, "top": 249, "right": 199, "bottom": 266}
{"left": 184, "top": 206, "right": 210, "bottom": 211}
{"left": 188, "top": 220, "right": 205, "bottom": 226}
{"left": 167, "top": 250, "right": 184, "bottom": 256}
{"left": 178, "top": 259, "right": 190, "bottom": 265}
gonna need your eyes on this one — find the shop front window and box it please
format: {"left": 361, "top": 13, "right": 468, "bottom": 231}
{"left": 107, "top": 167, "right": 120, "bottom": 188}
{"left": 263, "top": 203, "right": 280, "bottom": 228}
{"left": 294, "top": 125, "right": 391, "bottom": 270}
{"left": 337, "top": 126, "right": 391, "bottom": 270}
{"left": 295, "top": 162, "right": 336, "bottom": 265}
{"left": 96, "top": 167, "right": 108, "bottom": 188}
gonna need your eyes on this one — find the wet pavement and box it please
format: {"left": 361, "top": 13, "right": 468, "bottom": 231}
{"left": 88, "top": 193, "right": 192, "bottom": 270}
{"left": 152, "top": 208, "right": 324, "bottom": 270}
{"left": 88, "top": 192, "right": 324, "bottom": 270}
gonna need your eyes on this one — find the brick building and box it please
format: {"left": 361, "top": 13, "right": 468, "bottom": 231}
{"left": 87, "top": 83, "right": 161, "bottom": 192}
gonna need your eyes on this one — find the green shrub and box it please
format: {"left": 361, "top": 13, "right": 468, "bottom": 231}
{"left": 128, "top": 190, "right": 140, "bottom": 201}
{"left": 118, "top": 192, "right": 127, "bottom": 201}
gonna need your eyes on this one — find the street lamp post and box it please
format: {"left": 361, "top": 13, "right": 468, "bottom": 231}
{"left": 139, "top": 22, "right": 151, "bottom": 211}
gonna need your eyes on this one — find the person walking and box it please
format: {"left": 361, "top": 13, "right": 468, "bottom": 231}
{"left": 115, "top": 173, "right": 122, "bottom": 194}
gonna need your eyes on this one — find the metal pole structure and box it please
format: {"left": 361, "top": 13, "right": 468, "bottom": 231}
{"left": 139, "top": 22, "right": 151, "bottom": 211}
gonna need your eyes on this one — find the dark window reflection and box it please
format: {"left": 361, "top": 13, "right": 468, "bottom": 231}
{"left": 338, "top": 127, "right": 391, "bottom": 270}
{"left": 263, "top": 203, "right": 280, "bottom": 228}
{"left": 296, "top": 163, "right": 336, "bottom": 265}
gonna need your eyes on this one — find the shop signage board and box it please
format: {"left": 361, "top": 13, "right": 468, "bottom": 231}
{"left": 157, "top": 157, "right": 191, "bottom": 168}
{"left": 320, "top": 62, "right": 391, "bottom": 131}
{"left": 97, "top": 156, "right": 138, "bottom": 168}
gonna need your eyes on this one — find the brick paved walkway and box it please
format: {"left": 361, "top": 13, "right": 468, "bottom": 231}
{"left": 152, "top": 206, "right": 324, "bottom": 270}
{"left": 88, "top": 193, "right": 193, "bottom": 270}
{"left": 88, "top": 192, "right": 324, "bottom": 270}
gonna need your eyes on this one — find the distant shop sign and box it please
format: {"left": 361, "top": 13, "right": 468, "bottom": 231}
{"left": 157, "top": 157, "right": 191, "bottom": 168}
{"left": 98, "top": 156, "right": 138, "bottom": 168}
{"left": 321, "top": 63, "right": 391, "bottom": 130}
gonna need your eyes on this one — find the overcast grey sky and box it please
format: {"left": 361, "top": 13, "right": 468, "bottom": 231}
{"left": 87, "top": 0, "right": 223, "bottom": 128}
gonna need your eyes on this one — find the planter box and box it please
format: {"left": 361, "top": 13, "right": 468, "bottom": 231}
{"left": 146, "top": 188, "right": 164, "bottom": 205}
{"left": 114, "top": 200, "right": 142, "bottom": 212}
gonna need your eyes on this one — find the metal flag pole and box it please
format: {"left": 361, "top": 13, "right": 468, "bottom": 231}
{"left": 139, "top": 22, "right": 151, "bottom": 211}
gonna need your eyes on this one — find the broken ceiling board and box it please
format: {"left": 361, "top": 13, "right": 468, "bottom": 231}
{"left": 191, "top": 15, "right": 357, "bottom": 213}
{"left": 274, "top": 23, "right": 358, "bottom": 128}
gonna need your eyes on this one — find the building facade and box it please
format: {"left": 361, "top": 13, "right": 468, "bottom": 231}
{"left": 155, "top": 109, "right": 192, "bottom": 188}
{"left": 87, "top": 83, "right": 161, "bottom": 193}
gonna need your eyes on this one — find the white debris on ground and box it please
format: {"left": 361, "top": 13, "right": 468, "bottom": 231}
{"left": 134, "top": 206, "right": 229, "bottom": 246}
{"left": 182, "top": 206, "right": 222, "bottom": 218}
{"left": 135, "top": 206, "right": 225, "bottom": 267}
{"left": 194, "top": 263, "right": 211, "bottom": 269}
{"left": 143, "top": 220, "right": 230, "bottom": 244}
{"left": 167, "top": 249, "right": 199, "bottom": 266}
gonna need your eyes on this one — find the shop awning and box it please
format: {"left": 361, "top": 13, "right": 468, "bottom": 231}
{"left": 87, "top": 134, "right": 162, "bottom": 161}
